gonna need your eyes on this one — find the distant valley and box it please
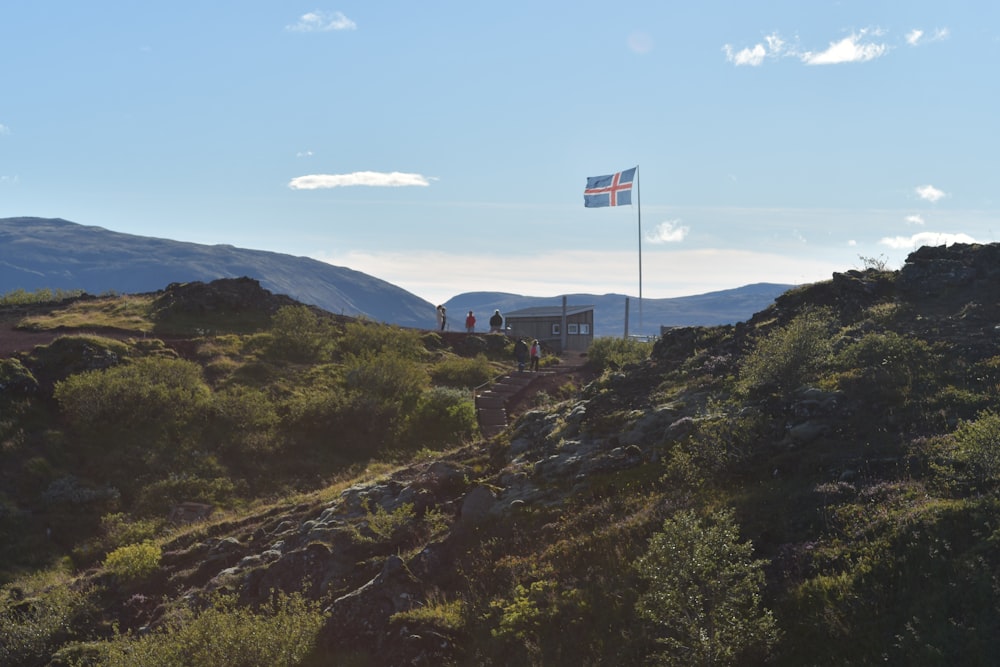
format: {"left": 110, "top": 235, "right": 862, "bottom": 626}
{"left": 1, "top": 217, "right": 795, "bottom": 336}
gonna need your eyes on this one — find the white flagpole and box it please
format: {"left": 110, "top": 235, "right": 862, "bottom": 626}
{"left": 636, "top": 164, "right": 642, "bottom": 333}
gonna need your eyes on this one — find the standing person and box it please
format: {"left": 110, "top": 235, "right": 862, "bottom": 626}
{"left": 529, "top": 339, "right": 541, "bottom": 372}
{"left": 489, "top": 309, "right": 504, "bottom": 333}
{"left": 436, "top": 305, "right": 447, "bottom": 331}
{"left": 465, "top": 310, "right": 476, "bottom": 333}
{"left": 514, "top": 338, "right": 529, "bottom": 372}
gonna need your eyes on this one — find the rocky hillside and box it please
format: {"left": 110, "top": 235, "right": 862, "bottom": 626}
{"left": 6, "top": 243, "right": 1000, "bottom": 665}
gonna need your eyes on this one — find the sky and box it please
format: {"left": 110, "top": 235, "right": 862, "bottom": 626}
{"left": 2, "top": 2, "right": 998, "bottom": 306}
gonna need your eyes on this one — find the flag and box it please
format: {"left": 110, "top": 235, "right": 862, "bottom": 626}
{"left": 584, "top": 167, "right": 636, "bottom": 208}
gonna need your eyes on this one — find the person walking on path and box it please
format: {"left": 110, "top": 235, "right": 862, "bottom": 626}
{"left": 529, "top": 339, "right": 541, "bottom": 372}
{"left": 489, "top": 309, "right": 504, "bottom": 333}
{"left": 436, "top": 305, "right": 447, "bottom": 331}
{"left": 465, "top": 310, "right": 476, "bottom": 333}
{"left": 514, "top": 338, "right": 529, "bottom": 372}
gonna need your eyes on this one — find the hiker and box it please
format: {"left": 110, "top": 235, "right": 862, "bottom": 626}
{"left": 465, "top": 310, "right": 476, "bottom": 333}
{"left": 489, "top": 309, "right": 504, "bottom": 333}
{"left": 514, "top": 338, "right": 529, "bottom": 371}
{"left": 436, "top": 305, "right": 447, "bottom": 331}
{"left": 529, "top": 339, "right": 541, "bottom": 372}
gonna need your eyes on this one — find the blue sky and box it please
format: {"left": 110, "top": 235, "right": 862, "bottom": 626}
{"left": 2, "top": 2, "right": 997, "bottom": 305}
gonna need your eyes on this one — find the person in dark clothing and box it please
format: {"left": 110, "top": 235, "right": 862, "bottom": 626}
{"left": 514, "top": 338, "right": 529, "bottom": 372}
{"left": 489, "top": 309, "right": 504, "bottom": 333}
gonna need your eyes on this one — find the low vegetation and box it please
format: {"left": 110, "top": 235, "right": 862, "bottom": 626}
{"left": 5, "top": 254, "right": 1000, "bottom": 665}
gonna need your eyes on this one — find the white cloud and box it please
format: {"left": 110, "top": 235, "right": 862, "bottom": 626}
{"left": 288, "top": 171, "right": 432, "bottom": 189}
{"left": 724, "top": 42, "right": 768, "bottom": 66}
{"left": 646, "top": 220, "right": 689, "bottom": 244}
{"left": 915, "top": 184, "right": 946, "bottom": 202}
{"left": 905, "top": 214, "right": 925, "bottom": 225}
{"left": 285, "top": 11, "right": 356, "bottom": 32}
{"left": 296, "top": 150, "right": 314, "bottom": 158}
{"left": 907, "top": 27, "right": 949, "bottom": 46}
{"left": 0, "top": 124, "right": 9, "bottom": 135}
{"left": 801, "top": 29, "right": 888, "bottom": 65}
{"left": 878, "top": 231, "right": 977, "bottom": 250}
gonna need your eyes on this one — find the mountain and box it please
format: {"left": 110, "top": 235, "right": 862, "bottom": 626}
{"left": 0, "top": 216, "right": 435, "bottom": 327}
{"left": 1, "top": 217, "right": 793, "bottom": 335}
{"left": 445, "top": 283, "right": 794, "bottom": 338}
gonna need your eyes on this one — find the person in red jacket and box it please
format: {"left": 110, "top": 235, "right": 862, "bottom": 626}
{"left": 529, "top": 339, "right": 541, "bottom": 371}
{"left": 465, "top": 310, "right": 476, "bottom": 333}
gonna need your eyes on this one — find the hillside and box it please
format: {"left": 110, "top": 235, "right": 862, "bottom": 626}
{"left": 4, "top": 243, "right": 1000, "bottom": 665}
{"left": 2, "top": 217, "right": 791, "bottom": 337}
{"left": 0, "top": 217, "right": 435, "bottom": 328}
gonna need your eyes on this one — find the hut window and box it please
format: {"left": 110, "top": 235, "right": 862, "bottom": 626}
{"left": 551, "top": 323, "right": 560, "bottom": 335}
{"left": 568, "top": 323, "right": 579, "bottom": 334}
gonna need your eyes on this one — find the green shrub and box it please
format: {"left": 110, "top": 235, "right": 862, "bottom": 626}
{"left": 952, "top": 411, "right": 1000, "bottom": 489}
{"left": 833, "top": 331, "right": 938, "bottom": 404}
{"left": 587, "top": 337, "right": 653, "bottom": 372}
{"left": 431, "top": 353, "right": 496, "bottom": 389}
{"left": 738, "top": 309, "right": 836, "bottom": 395}
{"left": 207, "top": 384, "right": 282, "bottom": 457}
{"left": 134, "top": 474, "right": 236, "bottom": 517}
{"left": 0, "top": 584, "right": 92, "bottom": 666}
{"left": 356, "top": 503, "right": 416, "bottom": 544}
{"left": 406, "top": 386, "right": 478, "bottom": 449}
{"left": 103, "top": 541, "right": 161, "bottom": 581}
{"left": 634, "top": 508, "right": 779, "bottom": 666}
{"left": 268, "top": 305, "right": 332, "bottom": 362}
{"left": 339, "top": 320, "right": 426, "bottom": 361}
{"left": 0, "top": 287, "right": 83, "bottom": 305}
{"left": 99, "top": 591, "right": 326, "bottom": 667}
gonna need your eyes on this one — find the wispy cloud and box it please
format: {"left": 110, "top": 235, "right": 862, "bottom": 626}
{"left": 0, "top": 124, "right": 9, "bottom": 136}
{"left": 285, "top": 11, "right": 356, "bottom": 33}
{"left": 879, "top": 231, "right": 976, "bottom": 250}
{"left": 906, "top": 27, "right": 949, "bottom": 46}
{"left": 288, "top": 171, "right": 432, "bottom": 189}
{"left": 725, "top": 28, "right": 892, "bottom": 66}
{"left": 723, "top": 32, "right": 784, "bottom": 66}
{"left": 905, "top": 214, "right": 925, "bottom": 225}
{"left": 646, "top": 221, "right": 689, "bottom": 244}
{"left": 296, "top": 150, "right": 314, "bottom": 158}
{"left": 801, "top": 29, "right": 888, "bottom": 65}
{"left": 915, "top": 184, "right": 946, "bottom": 203}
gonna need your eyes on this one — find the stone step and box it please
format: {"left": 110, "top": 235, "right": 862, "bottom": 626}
{"left": 475, "top": 395, "right": 506, "bottom": 410}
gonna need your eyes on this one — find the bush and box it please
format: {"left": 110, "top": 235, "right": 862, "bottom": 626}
{"left": 268, "top": 305, "right": 331, "bottom": 362}
{"left": 738, "top": 309, "right": 836, "bottom": 395}
{"left": 103, "top": 541, "right": 161, "bottom": 581}
{"left": 587, "top": 337, "right": 653, "bottom": 372}
{"left": 0, "top": 584, "right": 92, "bottom": 667}
{"left": 952, "top": 411, "right": 1000, "bottom": 490}
{"left": 833, "top": 331, "right": 938, "bottom": 404}
{"left": 99, "top": 591, "right": 326, "bottom": 667}
{"left": 339, "top": 320, "right": 426, "bottom": 361}
{"left": 634, "top": 508, "right": 779, "bottom": 666}
{"left": 431, "top": 354, "right": 496, "bottom": 389}
{"left": 406, "top": 387, "right": 478, "bottom": 449}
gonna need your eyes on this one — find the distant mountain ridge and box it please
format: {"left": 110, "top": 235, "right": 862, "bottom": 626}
{"left": 1, "top": 217, "right": 795, "bottom": 335}
{"left": 444, "top": 283, "right": 794, "bottom": 337}
{"left": 0, "top": 217, "right": 435, "bottom": 327}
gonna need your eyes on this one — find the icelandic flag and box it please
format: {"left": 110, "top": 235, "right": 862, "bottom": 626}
{"left": 584, "top": 167, "right": 636, "bottom": 208}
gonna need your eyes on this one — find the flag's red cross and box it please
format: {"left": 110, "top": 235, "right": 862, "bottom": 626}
{"left": 585, "top": 172, "right": 632, "bottom": 205}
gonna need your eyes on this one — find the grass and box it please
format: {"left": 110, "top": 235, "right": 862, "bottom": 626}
{"left": 17, "top": 295, "right": 156, "bottom": 332}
